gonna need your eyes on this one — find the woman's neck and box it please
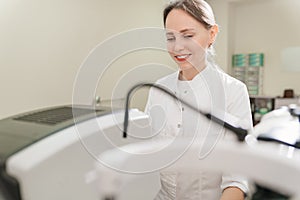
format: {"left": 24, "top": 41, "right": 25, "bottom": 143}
{"left": 179, "top": 65, "right": 206, "bottom": 81}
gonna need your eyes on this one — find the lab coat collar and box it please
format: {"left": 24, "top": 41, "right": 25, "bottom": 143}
{"left": 174, "top": 64, "right": 212, "bottom": 94}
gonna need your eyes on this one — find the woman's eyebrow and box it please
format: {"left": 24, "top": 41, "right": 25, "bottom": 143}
{"left": 180, "top": 28, "right": 195, "bottom": 33}
{"left": 166, "top": 32, "right": 174, "bottom": 36}
{"left": 166, "top": 28, "right": 195, "bottom": 36}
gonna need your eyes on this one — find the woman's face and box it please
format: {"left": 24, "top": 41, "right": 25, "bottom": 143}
{"left": 165, "top": 9, "right": 217, "bottom": 72}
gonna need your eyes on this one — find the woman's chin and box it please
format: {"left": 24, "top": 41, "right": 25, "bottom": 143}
{"left": 178, "top": 63, "right": 195, "bottom": 71}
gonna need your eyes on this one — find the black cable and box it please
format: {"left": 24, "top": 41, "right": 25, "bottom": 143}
{"left": 123, "top": 83, "right": 248, "bottom": 142}
{"left": 255, "top": 106, "right": 300, "bottom": 149}
{"left": 257, "top": 135, "right": 300, "bottom": 149}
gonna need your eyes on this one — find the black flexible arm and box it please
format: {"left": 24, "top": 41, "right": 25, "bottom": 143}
{"left": 123, "top": 83, "right": 248, "bottom": 142}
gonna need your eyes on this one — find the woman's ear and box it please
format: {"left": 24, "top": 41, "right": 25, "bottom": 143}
{"left": 209, "top": 25, "right": 219, "bottom": 46}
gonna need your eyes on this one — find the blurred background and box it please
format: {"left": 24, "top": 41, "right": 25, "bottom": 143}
{"left": 1, "top": 0, "right": 299, "bottom": 119}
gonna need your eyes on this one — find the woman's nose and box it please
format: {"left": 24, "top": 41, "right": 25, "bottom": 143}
{"left": 173, "top": 39, "right": 185, "bottom": 52}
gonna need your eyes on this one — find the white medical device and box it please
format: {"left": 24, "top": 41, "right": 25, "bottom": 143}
{"left": 94, "top": 136, "right": 300, "bottom": 200}
{"left": 92, "top": 84, "right": 300, "bottom": 200}
{"left": 0, "top": 105, "right": 153, "bottom": 200}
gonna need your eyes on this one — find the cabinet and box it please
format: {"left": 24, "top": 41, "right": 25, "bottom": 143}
{"left": 250, "top": 96, "right": 275, "bottom": 125}
{"left": 232, "top": 53, "right": 264, "bottom": 95}
{"left": 250, "top": 96, "right": 300, "bottom": 125}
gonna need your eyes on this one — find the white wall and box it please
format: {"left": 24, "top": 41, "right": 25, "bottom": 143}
{"left": 230, "top": 0, "right": 300, "bottom": 96}
{"left": 210, "top": 0, "right": 300, "bottom": 96}
{"left": 0, "top": 0, "right": 175, "bottom": 119}
{"left": 206, "top": 0, "right": 231, "bottom": 72}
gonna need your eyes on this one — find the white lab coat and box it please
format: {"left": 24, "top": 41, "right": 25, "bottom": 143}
{"left": 145, "top": 63, "right": 253, "bottom": 200}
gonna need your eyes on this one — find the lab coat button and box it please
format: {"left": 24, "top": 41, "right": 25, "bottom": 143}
{"left": 177, "top": 124, "right": 181, "bottom": 128}
{"left": 184, "top": 90, "right": 187, "bottom": 94}
{"left": 182, "top": 107, "right": 184, "bottom": 111}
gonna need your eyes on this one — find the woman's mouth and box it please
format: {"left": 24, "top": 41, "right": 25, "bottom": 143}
{"left": 174, "top": 54, "right": 191, "bottom": 62}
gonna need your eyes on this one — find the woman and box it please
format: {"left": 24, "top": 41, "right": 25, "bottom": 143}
{"left": 145, "top": 0, "right": 253, "bottom": 199}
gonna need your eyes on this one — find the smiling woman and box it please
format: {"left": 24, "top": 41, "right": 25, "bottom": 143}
{"left": 165, "top": 8, "right": 218, "bottom": 80}
{"left": 144, "top": 0, "right": 253, "bottom": 199}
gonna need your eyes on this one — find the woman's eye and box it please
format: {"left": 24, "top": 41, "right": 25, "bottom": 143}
{"left": 184, "top": 35, "right": 194, "bottom": 38}
{"left": 166, "top": 37, "right": 175, "bottom": 41}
